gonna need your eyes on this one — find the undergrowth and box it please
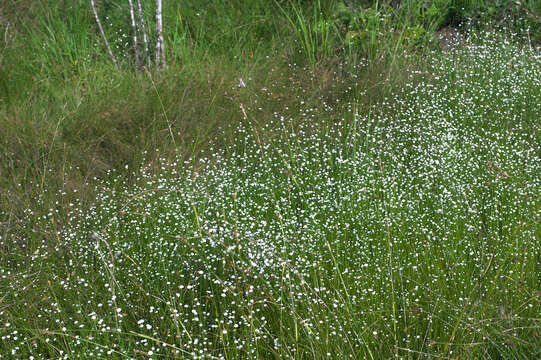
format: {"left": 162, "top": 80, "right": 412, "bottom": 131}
{"left": 0, "top": 1, "right": 540, "bottom": 359}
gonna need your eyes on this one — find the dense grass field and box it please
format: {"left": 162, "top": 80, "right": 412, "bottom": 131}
{"left": 1, "top": 0, "right": 540, "bottom": 359}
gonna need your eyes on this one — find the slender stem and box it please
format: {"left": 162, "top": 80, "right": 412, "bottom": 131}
{"left": 127, "top": 0, "right": 140, "bottom": 68}
{"left": 155, "top": 0, "right": 165, "bottom": 68}
{"left": 136, "top": 0, "right": 151, "bottom": 69}
{"left": 90, "top": 0, "right": 117, "bottom": 67}
{"left": 4, "top": 22, "right": 10, "bottom": 44}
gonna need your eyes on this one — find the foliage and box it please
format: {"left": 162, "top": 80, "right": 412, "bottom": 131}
{"left": 0, "top": 1, "right": 540, "bottom": 358}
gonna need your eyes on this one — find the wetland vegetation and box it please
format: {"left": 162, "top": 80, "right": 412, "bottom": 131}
{"left": 1, "top": 1, "right": 540, "bottom": 358}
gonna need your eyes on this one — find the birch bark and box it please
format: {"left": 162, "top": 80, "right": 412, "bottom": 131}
{"left": 90, "top": 0, "right": 117, "bottom": 66}
{"left": 127, "top": 0, "right": 140, "bottom": 68}
{"left": 137, "top": 0, "right": 151, "bottom": 69}
{"left": 155, "top": 0, "right": 165, "bottom": 68}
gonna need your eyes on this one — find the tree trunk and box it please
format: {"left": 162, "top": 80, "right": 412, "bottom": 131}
{"left": 127, "top": 0, "right": 140, "bottom": 68}
{"left": 155, "top": 0, "right": 165, "bottom": 68}
{"left": 137, "top": 0, "right": 151, "bottom": 69}
{"left": 90, "top": 0, "right": 117, "bottom": 67}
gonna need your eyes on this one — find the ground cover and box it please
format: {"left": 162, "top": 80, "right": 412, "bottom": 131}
{"left": 2, "top": 30, "right": 540, "bottom": 358}
{"left": 1, "top": 1, "right": 540, "bottom": 359}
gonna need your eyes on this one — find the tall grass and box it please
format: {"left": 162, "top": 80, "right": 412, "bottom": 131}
{"left": 1, "top": 0, "right": 403, "bottom": 227}
{"left": 273, "top": 0, "right": 541, "bottom": 68}
{"left": 2, "top": 30, "right": 540, "bottom": 358}
{"left": 275, "top": 0, "right": 336, "bottom": 68}
{"left": 1, "top": 0, "right": 540, "bottom": 358}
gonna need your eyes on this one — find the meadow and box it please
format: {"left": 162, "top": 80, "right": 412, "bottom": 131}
{"left": 1, "top": 1, "right": 540, "bottom": 359}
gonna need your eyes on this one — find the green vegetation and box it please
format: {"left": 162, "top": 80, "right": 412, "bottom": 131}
{"left": 1, "top": 0, "right": 540, "bottom": 358}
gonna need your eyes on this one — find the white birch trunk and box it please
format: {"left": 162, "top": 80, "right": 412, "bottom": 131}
{"left": 136, "top": 0, "right": 151, "bottom": 69}
{"left": 155, "top": 0, "right": 165, "bottom": 68}
{"left": 90, "top": 0, "right": 117, "bottom": 67}
{"left": 127, "top": 0, "right": 140, "bottom": 68}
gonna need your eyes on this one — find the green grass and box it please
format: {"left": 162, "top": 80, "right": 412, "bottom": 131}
{"left": 1, "top": 0, "right": 540, "bottom": 358}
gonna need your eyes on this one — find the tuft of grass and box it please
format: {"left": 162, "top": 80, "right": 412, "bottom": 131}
{"left": 275, "top": 0, "right": 337, "bottom": 68}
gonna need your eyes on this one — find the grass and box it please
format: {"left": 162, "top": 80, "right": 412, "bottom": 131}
{"left": 1, "top": 0, "right": 541, "bottom": 358}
